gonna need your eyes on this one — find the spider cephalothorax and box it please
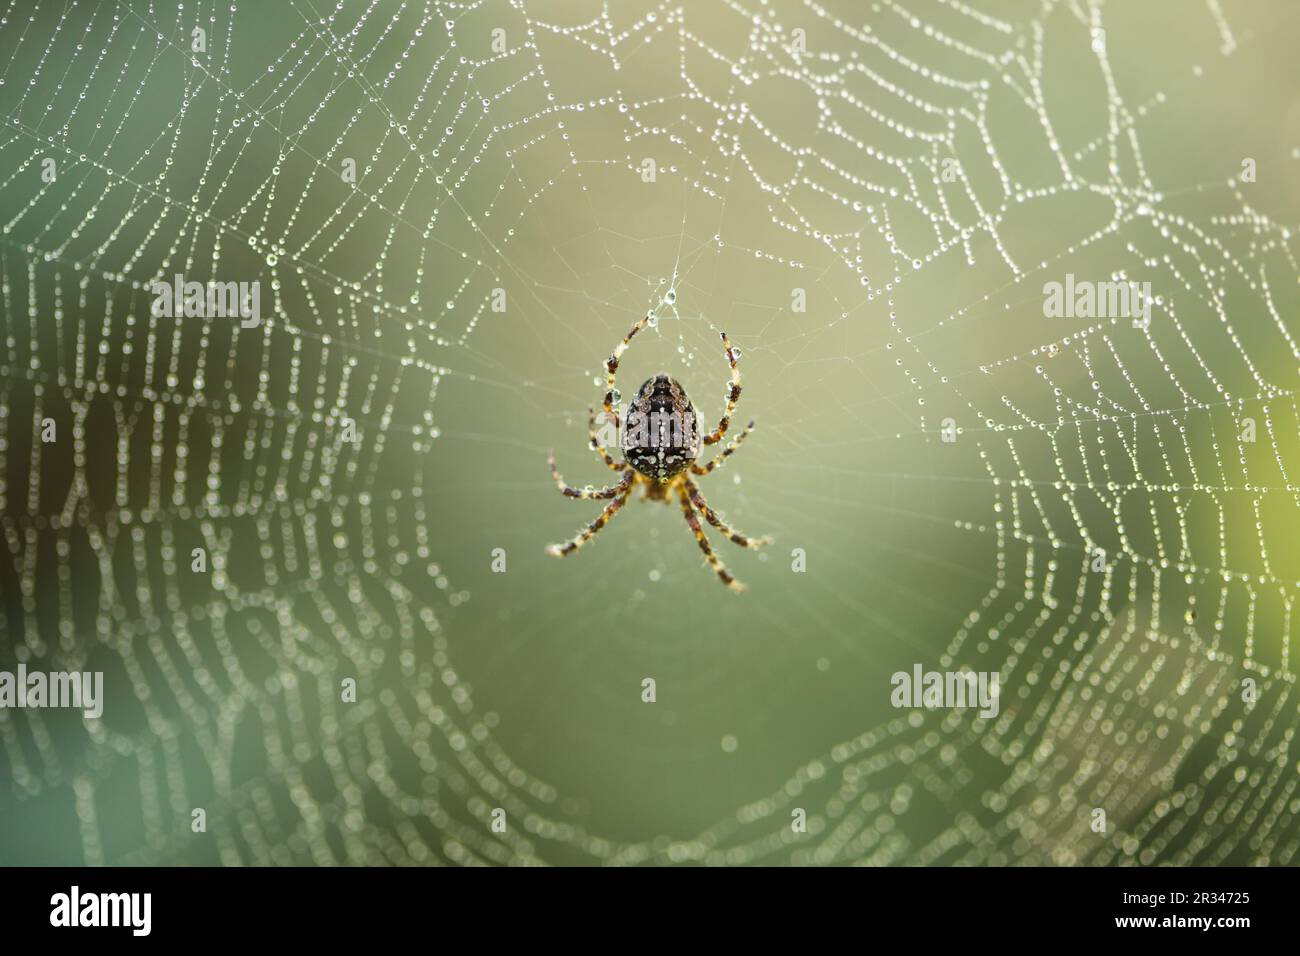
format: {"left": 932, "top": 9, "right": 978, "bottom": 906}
{"left": 621, "top": 374, "right": 701, "bottom": 481}
{"left": 545, "top": 312, "right": 770, "bottom": 591}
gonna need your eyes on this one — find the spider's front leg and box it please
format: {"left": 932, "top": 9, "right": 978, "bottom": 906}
{"left": 603, "top": 309, "right": 658, "bottom": 430}
{"left": 587, "top": 406, "right": 624, "bottom": 472}
{"left": 701, "top": 331, "right": 742, "bottom": 446}
{"left": 676, "top": 484, "right": 745, "bottom": 592}
{"left": 684, "top": 477, "right": 772, "bottom": 550}
{"left": 549, "top": 451, "right": 633, "bottom": 499}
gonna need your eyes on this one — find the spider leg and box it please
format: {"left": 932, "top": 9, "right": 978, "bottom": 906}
{"left": 603, "top": 308, "right": 660, "bottom": 429}
{"left": 685, "top": 477, "right": 772, "bottom": 550}
{"left": 546, "top": 484, "right": 634, "bottom": 557}
{"left": 676, "top": 484, "right": 745, "bottom": 592}
{"left": 549, "top": 452, "right": 633, "bottom": 499}
{"left": 701, "top": 331, "right": 742, "bottom": 446}
{"left": 690, "top": 419, "right": 754, "bottom": 475}
{"left": 587, "top": 406, "right": 623, "bottom": 471}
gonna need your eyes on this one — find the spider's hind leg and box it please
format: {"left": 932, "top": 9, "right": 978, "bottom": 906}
{"left": 676, "top": 484, "right": 745, "bottom": 592}
{"left": 685, "top": 477, "right": 772, "bottom": 550}
{"left": 546, "top": 485, "right": 634, "bottom": 558}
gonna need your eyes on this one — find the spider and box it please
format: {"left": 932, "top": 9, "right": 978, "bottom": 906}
{"left": 545, "top": 310, "right": 771, "bottom": 591}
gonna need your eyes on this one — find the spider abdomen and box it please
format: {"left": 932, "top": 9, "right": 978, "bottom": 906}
{"left": 621, "top": 374, "right": 700, "bottom": 480}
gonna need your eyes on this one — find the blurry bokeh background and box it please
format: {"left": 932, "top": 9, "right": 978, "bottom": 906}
{"left": 2, "top": 0, "right": 1300, "bottom": 865}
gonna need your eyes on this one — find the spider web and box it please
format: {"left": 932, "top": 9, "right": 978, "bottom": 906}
{"left": 2, "top": 0, "right": 1300, "bottom": 866}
